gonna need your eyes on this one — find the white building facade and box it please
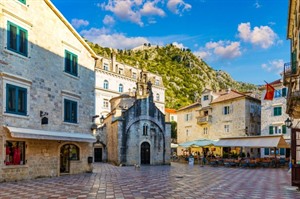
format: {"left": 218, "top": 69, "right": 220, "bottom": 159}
{"left": 260, "top": 79, "right": 291, "bottom": 158}
{"left": 94, "top": 53, "right": 165, "bottom": 124}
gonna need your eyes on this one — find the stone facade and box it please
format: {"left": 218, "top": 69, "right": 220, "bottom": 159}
{"left": 101, "top": 71, "right": 171, "bottom": 166}
{"left": 260, "top": 79, "right": 291, "bottom": 158}
{"left": 0, "top": 0, "right": 96, "bottom": 182}
{"left": 176, "top": 89, "right": 261, "bottom": 156}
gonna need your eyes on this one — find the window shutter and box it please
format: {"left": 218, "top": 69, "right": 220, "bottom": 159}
{"left": 269, "top": 126, "right": 273, "bottom": 134}
{"left": 282, "top": 88, "right": 287, "bottom": 97}
{"left": 280, "top": 148, "right": 285, "bottom": 155}
{"left": 282, "top": 125, "right": 287, "bottom": 134}
{"left": 264, "top": 148, "right": 270, "bottom": 155}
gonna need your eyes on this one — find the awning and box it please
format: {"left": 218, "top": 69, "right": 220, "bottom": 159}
{"left": 215, "top": 135, "right": 290, "bottom": 148}
{"left": 4, "top": 126, "right": 96, "bottom": 143}
{"left": 179, "top": 139, "right": 217, "bottom": 148}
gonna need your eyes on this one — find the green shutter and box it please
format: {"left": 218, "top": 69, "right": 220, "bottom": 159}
{"left": 292, "top": 50, "right": 297, "bottom": 74}
{"left": 282, "top": 125, "right": 287, "bottom": 134}
{"left": 280, "top": 148, "right": 285, "bottom": 155}
{"left": 264, "top": 148, "right": 270, "bottom": 155}
{"left": 269, "top": 126, "right": 273, "bottom": 134}
{"left": 19, "top": 0, "right": 26, "bottom": 4}
{"left": 282, "top": 88, "right": 287, "bottom": 97}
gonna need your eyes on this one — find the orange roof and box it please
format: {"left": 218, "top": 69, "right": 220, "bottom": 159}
{"left": 211, "top": 90, "right": 249, "bottom": 104}
{"left": 165, "top": 108, "right": 176, "bottom": 113}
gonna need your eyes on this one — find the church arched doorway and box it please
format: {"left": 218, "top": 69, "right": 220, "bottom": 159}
{"left": 141, "top": 142, "right": 150, "bottom": 164}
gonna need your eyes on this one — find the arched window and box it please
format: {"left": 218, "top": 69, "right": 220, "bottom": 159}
{"left": 103, "top": 80, "right": 109, "bottom": 89}
{"left": 156, "top": 93, "right": 160, "bottom": 101}
{"left": 61, "top": 144, "right": 80, "bottom": 161}
{"left": 143, "top": 123, "right": 148, "bottom": 136}
{"left": 119, "top": 84, "right": 123, "bottom": 93}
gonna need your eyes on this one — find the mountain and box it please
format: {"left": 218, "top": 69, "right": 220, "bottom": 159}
{"left": 88, "top": 42, "right": 258, "bottom": 109}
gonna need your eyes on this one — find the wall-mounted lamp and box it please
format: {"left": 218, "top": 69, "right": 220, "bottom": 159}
{"left": 285, "top": 117, "right": 293, "bottom": 128}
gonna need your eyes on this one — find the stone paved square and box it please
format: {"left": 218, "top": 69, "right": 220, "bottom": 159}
{"left": 0, "top": 162, "right": 300, "bottom": 199}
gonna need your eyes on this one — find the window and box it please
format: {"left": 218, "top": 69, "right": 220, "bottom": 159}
{"left": 103, "top": 99, "right": 109, "bottom": 108}
{"left": 274, "top": 89, "right": 282, "bottom": 98}
{"left": 5, "top": 141, "right": 25, "bottom": 165}
{"left": 269, "top": 125, "right": 286, "bottom": 135}
{"left": 61, "top": 144, "right": 79, "bottom": 161}
{"left": 185, "top": 113, "right": 192, "bottom": 121}
{"left": 223, "top": 106, "right": 230, "bottom": 115}
{"left": 6, "top": 84, "right": 27, "bottom": 115}
{"left": 186, "top": 129, "right": 189, "bottom": 136}
{"left": 155, "top": 79, "right": 160, "bottom": 86}
{"left": 64, "top": 99, "right": 77, "bottom": 123}
{"left": 264, "top": 148, "right": 270, "bottom": 155}
{"left": 224, "top": 125, "right": 229, "bottom": 133}
{"left": 273, "top": 107, "right": 282, "bottom": 116}
{"left": 143, "top": 123, "right": 148, "bottom": 136}
{"left": 118, "top": 84, "right": 123, "bottom": 93}
{"left": 282, "top": 88, "right": 287, "bottom": 97}
{"left": 171, "top": 116, "right": 174, "bottom": 121}
{"left": 7, "top": 21, "right": 28, "bottom": 56}
{"left": 280, "top": 148, "right": 285, "bottom": 156}
{"left": 118, "top": 68, "right": 124, "bottom": 75}
{"left": 103, "top": 80, "right": 109, "bottom": 89}
{"left": 103, "top": 63, "right": 109, "bottom": 71}
{"left": 18, "top": 0, "right": 26, "bottom": 4}
{"left": 64, "top": 50, "right": 78, "bottom": 76}
{"left": 132, "top": 72, "right": 137, "bottom": 79}
{"left": 203, "top": 95, "right": 209, "bottom": 101}
{"left": 203, "top": 127, "right": 208, "bottom": 135}
{"left": 156, "top": 93, "right": 160, "bottom": 101}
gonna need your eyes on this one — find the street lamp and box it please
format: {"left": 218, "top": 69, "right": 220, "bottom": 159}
{"left": 285, "top": 117, "right": 293, "bottom": 128}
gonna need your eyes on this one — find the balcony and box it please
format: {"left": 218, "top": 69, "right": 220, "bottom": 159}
{"left": 283, "top": 62, "right": 298, "bottom": 86}
{"left": 287, "top": 90, "right": 300, "bottom": 119}
{"left": 197, "top": 115, "right": 212, "bottom": 125}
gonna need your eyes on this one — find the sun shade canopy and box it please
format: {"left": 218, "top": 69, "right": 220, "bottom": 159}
{"left": 4, "top": 126, "right": 96, "bottom": 143}
{"left": 215, "top": 135, "right": 290, "bottom": 148}
{"left": 179, "top": 139, "right": 217, "bottom": 148}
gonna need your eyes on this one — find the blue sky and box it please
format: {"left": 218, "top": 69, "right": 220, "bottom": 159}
{"left": 51, "top": 0, "right": 290, "bottom": 85}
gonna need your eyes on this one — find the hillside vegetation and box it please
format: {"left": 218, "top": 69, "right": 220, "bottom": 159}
{"left": 88, "top": 42, "right": 258, "bottom": 109}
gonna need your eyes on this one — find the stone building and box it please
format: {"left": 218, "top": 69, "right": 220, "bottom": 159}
{"left": 97, "top": 70, "right": 171, "bottom": 166}
{"left": 0, "top": 0, "right": 96, "bottom": 182}
{"left": 165, "top": 108, "right": 177, "bottom": 122}
{"left": 260, "top": 79, "right": 291, "bottom": 158}
{"left": 94, "top": 53, "right": 165, "bottom": 120}
{"left": 176, "top": 88, "right": 261, "bottom": 156}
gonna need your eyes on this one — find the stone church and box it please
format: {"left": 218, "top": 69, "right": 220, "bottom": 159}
{"left": 95, "top": 70, "right": 171, "bottom": 166}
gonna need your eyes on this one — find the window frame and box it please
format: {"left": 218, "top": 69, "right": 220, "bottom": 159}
{"left": 5, "top": 140, "right": 26, "bottom": 166}
{"left": 63, "top": 98, "right": 78, "bottom": 123}
{"left": 103, "top": 80, "right": 109, "bottom": 90}
{"left": 5, "top": 84, "right": 27, "bottom": 115}
{"left": 156, "top": 93, "right": 160, "bottom": 101}
{"left": 64, "top": 50, "right": 78, "bottom": 76}
{"left": 119, "top": 84, "right": 123, "bottom": 93}
{"left": 7, "top": 21, "right": 28, "bottom": 56}
{"left": 223, "top": 106, "right": 230, "bottom": 115}
{"left": 224, "top": 125, "right": 230, "bottom": 133}
{"left": 103, "top": 63, "right": 109, "bottom": 71}
{"left": 143, "top": 123, "right": 148, "bottom": 136}
{"left": 273, "top": 107, "right": 282, "bottom": 116}
{"left": 103, "top": 99, "right": 109, "bottom": 109}
{"left": 203, "top": 95, "right": 209, "bottom": 101}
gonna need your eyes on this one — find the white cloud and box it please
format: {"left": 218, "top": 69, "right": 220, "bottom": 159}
{"left": 261, "top": 59, "right": 284, "bottom": 74}
{"left": 194, "top": 40, "right": 241, "bottom": 61}
{"left": 238, "top": 22, "right": 277, "bottom": 49}
{"left": 172, "top": 42, "right": 186, "bottom": 49}
{"left": 80, "top": 28, "right": 148, "bottom": 49}
{"left": 254, "top": 1, "right": 261, "bottom": 8}
{"left": 167, "top": 0, "right": 192, "bottom": 15}
{"left": 103, "top": 15, "right": 115, "bottom": 26}
{"left": 71, "top": 19, "right": 89, "bottom": 29}
{"left": 100, "top": 0, "right": 143, "bottom": 26}
{"left": 140, "top": 1, "right": 165, "bottom": 17}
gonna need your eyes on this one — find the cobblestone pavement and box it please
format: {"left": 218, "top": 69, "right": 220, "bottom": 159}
{"left": 1, "top": 162, "right": 300, "bottom": 199}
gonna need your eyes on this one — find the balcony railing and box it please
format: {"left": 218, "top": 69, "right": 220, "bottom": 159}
{"left": 197, "top": 115, "right": 212, "bottom": 125}
{"left": 283, "top": 61, "right": 298, "bottom": 85}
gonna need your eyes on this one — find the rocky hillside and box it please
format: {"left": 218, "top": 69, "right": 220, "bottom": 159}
{"left": 88, "top": 42, "right": 258, "bottom": 109}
